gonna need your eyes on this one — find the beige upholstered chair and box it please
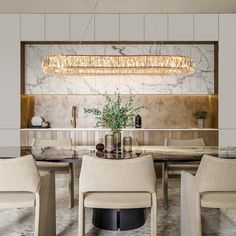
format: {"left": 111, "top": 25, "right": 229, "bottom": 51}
{"left": 0, "top": 155, "right": 56, "bottom": 236}
{"left": 32, "top": 138, "right": 74, "bottom": 208}
{"left": 181, "top": 155, "right": 236, "bottom": 236}
{"left": 163, "top": 138, "right": 205, "bottom": 208}
{"left": 78, "top": 155, "right": 157, "bottom": 236}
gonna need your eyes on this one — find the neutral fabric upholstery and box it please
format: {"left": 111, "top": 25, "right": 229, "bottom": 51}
{"left": 0, "top": 155, "right": 56, "bottom": 236}
{"left": 196, "top": 155, "right": 236, "bottom": 192}
{"left": 181, "top": 155, "right": 236, "bottom": 236}
{"left": 84, "top": 192, "right": 152, "bottom": 209}
{"left": 79, "top": 156, "right": 156, "bottom": 193}
{"left": 78, "top": 155, "right": 157, "bottom": 236}
{"left": 163, "top": 138, "right": 205, "bottom": 208}
{"left": 201, "top": 192, "right": 236, "bottom": 208}
{"left": 0, "top": 192, "right": 35, "bottom": 208}
{"left": 0, "top": 154, "right": 41, "bottom": 192}
{"left": 32, "top": 138, "right": 74, "bottom": 208}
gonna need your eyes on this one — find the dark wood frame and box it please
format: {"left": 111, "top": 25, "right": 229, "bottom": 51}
{"left": 20, "top": 41, "right": 218, "bottom": 95}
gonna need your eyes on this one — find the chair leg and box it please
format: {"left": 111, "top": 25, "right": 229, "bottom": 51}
{"left": 181, "top": 171, "right": 201, "bottom": 236}
{"left": 151, "top": 193, "right": 158, "bottom": 236}
{"left": 68, "top": 163, "right": 74, "bottom": 208}
{"left": 78, "top": 192, "right": 85, "bottom": 236}
{"left": 151, "top": 205, "right": 154, "bottom": 235}
{"left": 35, "top": 171, "right": 56, "bottom": 236}
{"left": 162, "top": 162, "right": 168, "bottom": 209}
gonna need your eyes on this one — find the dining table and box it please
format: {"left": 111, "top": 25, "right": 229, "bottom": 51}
{"left": 0, "top": 145, "right": 236, "bottom": 229}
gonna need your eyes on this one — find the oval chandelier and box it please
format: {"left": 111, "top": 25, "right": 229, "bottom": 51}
{"left": 42, "top": 54, "right": 195, "bottom": 76}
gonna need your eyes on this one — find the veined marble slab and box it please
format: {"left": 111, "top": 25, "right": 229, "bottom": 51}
{"left": 24, "top": 43, "right": 215, "bottom": 95}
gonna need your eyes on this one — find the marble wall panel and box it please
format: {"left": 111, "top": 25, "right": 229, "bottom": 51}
{"left": 21, "top": 94, "right": 218, "bottom": 129}
{"left": 24, "top": 43, "right": 215, "bottom": 95}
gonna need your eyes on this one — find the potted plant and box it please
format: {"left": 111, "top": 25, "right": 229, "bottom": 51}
{"left": 84, "top": 92, "right": 144, "bottom": 151}
{"left": 193, "top": 110, "right": 207, "bottom": 128}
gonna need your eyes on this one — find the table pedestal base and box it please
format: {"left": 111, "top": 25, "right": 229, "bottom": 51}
{"left": 92, "top": 208, "right": 145, "bottom": 231}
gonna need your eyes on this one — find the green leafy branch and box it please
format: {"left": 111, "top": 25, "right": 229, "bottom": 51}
{"left": 193, "top": 110, "right": 207, "bottom": 119}
{"left": 84, "top": 93, "right": 144, "bottom": 133}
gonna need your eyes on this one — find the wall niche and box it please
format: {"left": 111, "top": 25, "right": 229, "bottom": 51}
{"left": 21, "top": 41, "right": 218, "bottom": 129}
{"left": 21, "top": 41, "right": 218, "bottom": 95}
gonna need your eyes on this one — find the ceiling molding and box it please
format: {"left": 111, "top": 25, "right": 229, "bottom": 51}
{"left": 1, "top": 0, "right": 236, "bottom": 14}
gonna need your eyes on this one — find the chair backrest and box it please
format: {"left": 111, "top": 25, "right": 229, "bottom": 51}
{"left": 32, "top": 138, "right": 72, "bottom": 147}
{"left": 79, "top": 155, "right": 156, "bottom": 193}
{"left": 196, "top": 155, "right": 236, "bottom": 192}
{"left": 0, "top": 155, "right": 41, "bottom": 193}
{"left": 164, "top": 138, "right": 205, "bottom": 147}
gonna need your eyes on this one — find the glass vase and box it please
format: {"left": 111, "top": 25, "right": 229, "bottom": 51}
{"left": 123, "top": 136, "right": 132, "bottom": 152}
{"left": 113, "top": 131, "right": 121, "bottom": 152}
{"left": 105, "top": 134, "right": 114, "bottom": 153}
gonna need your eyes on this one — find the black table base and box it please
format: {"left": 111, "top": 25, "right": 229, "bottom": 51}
{"left": 92, "top": 208, "right": 145, "bottom": 231}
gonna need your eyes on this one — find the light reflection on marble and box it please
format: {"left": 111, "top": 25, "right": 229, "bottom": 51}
{"left": 24, "top": 44, "right": 215, "bottom": 95}
{"left": 0, "top": 178, "right": 235, "bottom": 236}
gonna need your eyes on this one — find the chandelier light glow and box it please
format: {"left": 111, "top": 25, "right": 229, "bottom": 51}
{"left": 42, "top": 54, "right": 195, "bottom": 76}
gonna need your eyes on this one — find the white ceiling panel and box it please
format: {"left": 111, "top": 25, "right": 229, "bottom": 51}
{"left": 0, "top": 0, "right": 236, "bottom": 13}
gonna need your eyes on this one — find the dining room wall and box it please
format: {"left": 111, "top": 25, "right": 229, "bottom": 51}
{"left": 2, "top": 13, "right": 236, "bottom": 146}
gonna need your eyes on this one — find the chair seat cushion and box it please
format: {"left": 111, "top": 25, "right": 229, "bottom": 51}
{"left": 84, "top": 192, "right": 151, "bottom": 209}
{"left": 36, "top": 161, "right": 69, "bottom": 169}
{"left": 0, "top": 192, "right": 35, "bottom": 208}
{"left": 201, "top": 192, "right": 236, "bottom": 208}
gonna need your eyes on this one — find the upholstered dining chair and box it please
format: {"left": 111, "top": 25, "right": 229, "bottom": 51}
{"left": 181, "top": 155, "right": 236, "bottom": 236}
{"left": 31, "top": 138, "right": 74, "bottom": 208}
{"left": 0, "top": 155, "right": 56, "bottom": 236}
{"left": 78, "top": 155, "right": 157, "bottom": 236}
{"left": 163, "top": 138, "right": 205, "bottom": 208}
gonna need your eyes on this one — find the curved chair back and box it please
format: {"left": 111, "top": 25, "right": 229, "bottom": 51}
{"left": 79, "top": 155, "right": 156, "bottom": 193}
{"left": 196, "top": 155, "right": 236, "bottom": 192}
{"left": 164, "top": 138, "right": 205, "bottom": 147}
{"left": 0, "top": 155, "right": 41, "bottom": 193}
{"left": 32, "top": 138, "right": 72, "bottom": 147}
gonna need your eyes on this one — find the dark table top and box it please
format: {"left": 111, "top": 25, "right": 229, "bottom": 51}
{"left": 0, "top": 146, "right": 236, "bottom": 163}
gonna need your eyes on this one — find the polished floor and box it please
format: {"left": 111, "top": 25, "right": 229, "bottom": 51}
{"left": 0, "top": 176, "right": 236, "bottom": 236}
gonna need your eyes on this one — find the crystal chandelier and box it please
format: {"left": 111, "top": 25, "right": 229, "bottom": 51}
{"left": 42, "top": 54, "right": 195, "bottom": 76}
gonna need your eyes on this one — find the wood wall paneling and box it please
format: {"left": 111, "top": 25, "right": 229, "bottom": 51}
{"left": 120, "top": 14, "right": 144, "bottom": 40}
{"left": 70, "top": 14, "right": 94, "bottom": 41}
{"left": 168, "top": 14, "right": 194, "bottom": 40}
{"left": 21, "top": 14, "right": 45, "bottom": 41}
{"left": 20, "top": 130, "right": 218, "bottom": 146}
{"left": 0, "top": 129, "right": 20, "bottom": 147}
{"left": 219, "top": 14, "right": 236, "bottom": 132}
{"left": 144, "top": 14, "right": 168, "bottom": 40}
{"left": 194, "top": 14, "right": 218, "bottom": 40}
{"left": 0, "top": 14, "right": 20, "bottom": 146}
{"left": 219, "top": 129, "right": 236, "bottom": 146}
{"left": 95, "top": 14, "right": 119, "bottom": 40}
{"left": 45, "top": 14, "right": 69, "bottom": 40}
